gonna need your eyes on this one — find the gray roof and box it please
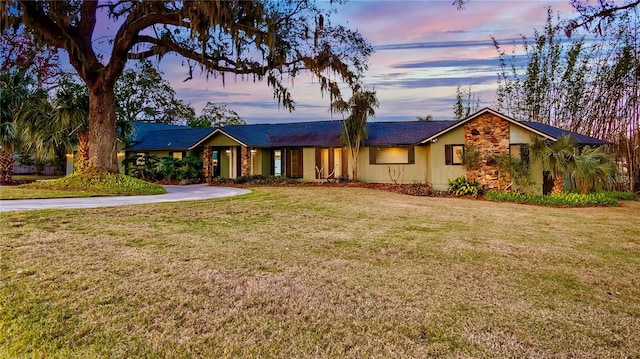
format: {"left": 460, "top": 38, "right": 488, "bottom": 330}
{"left": 521, "top": 121, "right": 609, "bottom": 146}
{"left": 124, "top": 122, "right": 214, "bottom": 151}
{"left": 217, "top": 120, "right": 455, "bottom": 147}
{"left": 124, "top": 110, "right": 608, "bottom": 152}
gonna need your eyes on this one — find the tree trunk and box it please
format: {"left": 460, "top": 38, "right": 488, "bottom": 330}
{"left": 350, "top": 151, "right": 358, "bottom": 181}
{"left": 0, "top": 142, "right": 14, "bottom": 182}
{"left": 551, "top": 175, "right": 564, "bottom": 195}
{"left": 87, "top": 83, "right": 119, "bottom": 173}
{"left": 76, "top": 130, "right": 90, "bottom": 172}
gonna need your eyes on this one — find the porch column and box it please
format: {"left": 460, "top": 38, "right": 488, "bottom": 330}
{"left": 203, "top": 146, "right": 213, "bottom": 183}
{"left": 241, "top": 146, "right": 251, "bottom": 176}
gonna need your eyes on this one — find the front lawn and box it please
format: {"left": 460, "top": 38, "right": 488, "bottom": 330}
{"left": 1, "top": 187, "right": 639, "bottom": 357}
{"left": 0, "top": 187, "right": 105, "bottom": 200}
{"left": 1, "top": 172, "right": 165, "bottom": 200}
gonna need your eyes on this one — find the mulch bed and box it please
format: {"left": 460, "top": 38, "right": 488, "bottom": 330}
{"left": 0, "top": 179, "right": 37, "bottom": 186}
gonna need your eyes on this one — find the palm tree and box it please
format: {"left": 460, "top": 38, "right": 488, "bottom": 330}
{"left": 332, "top": 87, "right": 379, "bottom": 180}
{"left": 572, "top": 146, "right": 615, "bottom": 194}
{"left": 0, "top": 70, "right": 32, "bottom": 182}
{"left": 531, "top": 135, "right": 577, "bottom": 195}
{"left": 20, "top": 80, "right": 90, "bottom": 172}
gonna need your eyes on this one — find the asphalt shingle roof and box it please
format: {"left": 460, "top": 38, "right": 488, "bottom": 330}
{"left": 123, "top": 114, "right": 608, "bottom": 152}
{"left": 125, "top": 124, "right": 214, "bottom": 151}
{"left": 521, "top": 121, "right": 609, "bottom": 146}
{"left": 220, "top": 120, "right": 455, "bottom": 147}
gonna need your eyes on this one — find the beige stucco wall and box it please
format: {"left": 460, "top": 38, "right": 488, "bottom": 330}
{"left": 301, "top": 147, "right": 317, "bottom": 181}
{"left": 250, "top": 149, "right": 263, "bottom": 176}
{"left": 202, "top": 134, "right": 242, "bottom": 147}
{"left": 427, "top": 127, "right": 466, "bottom": 191}
{"left": 355, "top": 146, "right": 430, "bottom": 184}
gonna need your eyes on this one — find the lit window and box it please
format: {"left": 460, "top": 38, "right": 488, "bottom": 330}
{"left": 445, "top": 145, "right": 464, "bottom": 165}
{"left": 370, "top": 146, "right": 415, "bottom": 164}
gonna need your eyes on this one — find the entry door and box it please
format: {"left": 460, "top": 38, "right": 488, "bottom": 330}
{"left": 212, "top": 150, "right": 221, "bottom": 177}
{"left": 543, "top": 171, "right": 553, "bottom": 195}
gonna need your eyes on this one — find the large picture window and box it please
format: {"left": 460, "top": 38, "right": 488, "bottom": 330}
{"left": 369, "top": 146, "right": 415, "bottom": 165}
{"left": 445, "top": 144, "right": 464, "bottom": 165}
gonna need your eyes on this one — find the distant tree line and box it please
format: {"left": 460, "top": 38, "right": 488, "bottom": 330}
{"left": 492, "top": 4, "right": 639, "bottom": 191}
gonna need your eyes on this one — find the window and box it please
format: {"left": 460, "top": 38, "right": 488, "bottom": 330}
{"left": 369, "top": 146, "right": 415, "bottom": 164}
{"left": 445, "top": 144, "right": 464, "bottom": 165}
{"left": 275, "top": 148, "right": 303, "bottom": 178}
{"left": 274, "top": 150, "right": 282, "bottom": 176}
{"left": 285, "top": 148, "right": 303, "bottom": 178}
{"left": 169, "top": 151, "right": 184, "bottom": 160}
{"left": 510, "top": 144, "right": 530, "bottom": 163}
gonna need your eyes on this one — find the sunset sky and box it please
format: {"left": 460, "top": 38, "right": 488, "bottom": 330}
{"left": 93, "top": 0, "right": 577, "bottom": 123}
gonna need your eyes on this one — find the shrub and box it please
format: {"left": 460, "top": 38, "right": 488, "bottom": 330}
{"left": 210, "top": 175, "right": 297, "bottom": 186}
{"left": 25, "top": 171, "right": 166, "bottom": 196}
{"left": 600, "top": 191, "right": 638, "bottom": 201}
{"left": 460, "top": 144, "right": 482, "bottom": 170}
{"left": 448, "top": 176, "right": 482, "bottom": 197}
{"left": 485, "top": 191, "right": 619, "bottom": 207}
{"left": 399, "top": 182, "right": 442, "bottom": 197}
{"left": 123, "top": 154, "right": 202, "bottom": 183}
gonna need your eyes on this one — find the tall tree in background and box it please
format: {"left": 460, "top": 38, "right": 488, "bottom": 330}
{"left": 493, "top": 5, "right": 639, "bottom": 191}
{"left": 333, "top": 87, "right": 379, "bottom": 181}
{"left": 0, "top": 27, "right": 64, "bottom": 89}
{"left": 416, "top": 115, "right": 434, "bottom": 121}
{"left": 2, "top": 1, "right": 371, "bottom": 173}
{"left": 187, "top": 102, "right": 246, "bottom": 128}
{"left": 115, "top": 60, "right": 195, "bottom": 125}
{"left": 453, "top": 85, "right": 481, "bottom": 120}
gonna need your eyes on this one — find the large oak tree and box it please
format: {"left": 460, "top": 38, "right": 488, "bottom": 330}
{"left": 1, "top": 1, "right": 371, "bottom": 173}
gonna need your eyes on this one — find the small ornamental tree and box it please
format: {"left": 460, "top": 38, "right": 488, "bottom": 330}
{"left": 332, "top": 87, "right": 379, "bottom": 181}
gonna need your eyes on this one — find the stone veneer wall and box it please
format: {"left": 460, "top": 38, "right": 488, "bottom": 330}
{"left": 202, "top": 146, "right": 212, "bottom": 183}
{"left": 241, "top": 146, "right": 251, "bottom": 176}
{"left": 463, "top": 113, "right": 510, "bottom": 191}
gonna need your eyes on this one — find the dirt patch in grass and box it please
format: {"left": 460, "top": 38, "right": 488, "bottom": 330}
{"left": 1, "top": 187, "right": 639, "bottom": 357}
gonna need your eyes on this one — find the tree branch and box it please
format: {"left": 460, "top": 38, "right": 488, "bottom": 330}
{"left": 106, "top": 6, "right": 183, "bottom": 85}
{"left": 566, "top": 0, "right": 640, "bottom": 36}
{"left": 17, "top": 1, "right": 66, "bottom": 48}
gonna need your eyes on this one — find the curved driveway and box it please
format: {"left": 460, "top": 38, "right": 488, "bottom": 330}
{"left": 0, "top": 184, "right": 251, "bottom": 212}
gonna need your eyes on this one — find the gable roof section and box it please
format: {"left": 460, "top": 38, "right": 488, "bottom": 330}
{"left": 124, "top": 126, "right": 215, "bottom": 151}
{"left": 420, "top": 108, "right": 608, "bottom": 145}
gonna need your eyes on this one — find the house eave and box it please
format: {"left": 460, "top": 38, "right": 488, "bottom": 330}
{"left": 419, "top": 108, "right": 557, "bottom": 144}
{"left": 189, "top": 128, "right": 249, "bottom": 149}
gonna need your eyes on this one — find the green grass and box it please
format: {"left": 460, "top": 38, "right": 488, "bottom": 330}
{"left": 17, "top": 171, "right": 166, "bottom": 197}
{"left": 0, "top": 187, "right": 105, "bottom": 199}
{"left": 12, "top": 174, "right": 64, "bottom": 181}
{"left": 1, "top": 187, "right": 639, "bottom": 358}
{"left": 485, "top": 191, "right": 623, "bottom": 207}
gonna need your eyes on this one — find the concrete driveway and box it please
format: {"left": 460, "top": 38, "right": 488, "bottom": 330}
{"left": 0, "top": 184, "right": 251, "bottom": 212}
